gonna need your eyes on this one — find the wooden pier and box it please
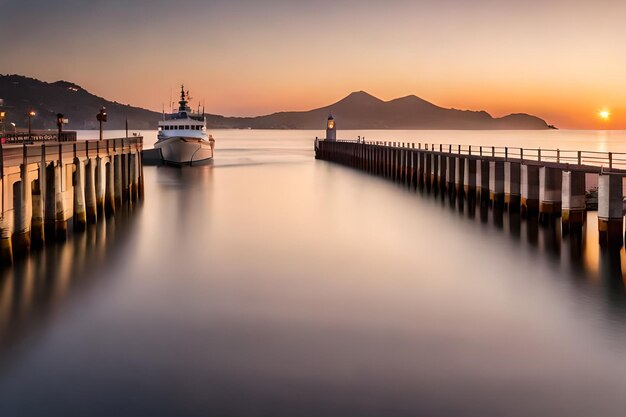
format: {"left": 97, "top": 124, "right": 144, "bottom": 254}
{"left": 0, "top": 137, "right": 144, "bottom": 266}
{"left": 315, "top": 139, "right": 626, "bottom": 247}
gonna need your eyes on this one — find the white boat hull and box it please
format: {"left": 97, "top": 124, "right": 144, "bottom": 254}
{"left": 155, "top": 136, "right": 214, "bottom": 166}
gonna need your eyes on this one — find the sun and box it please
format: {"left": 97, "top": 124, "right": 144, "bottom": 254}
{"left": 599, "top": 110, "right": 611, "bottom": 121}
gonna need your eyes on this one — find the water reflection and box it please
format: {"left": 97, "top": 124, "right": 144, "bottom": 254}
{"left": 391, "top": 167, "right": 626, "bottom": 308}
{"left": 0, "top": 206, "right": 139, "bottom": 360}
{"left": 3, "top": 133, "right": 626, "bottom": 416}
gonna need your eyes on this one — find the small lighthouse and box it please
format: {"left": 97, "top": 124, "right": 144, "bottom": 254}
{"left": 326, "top": 114, "right": 336, "bottom": 141}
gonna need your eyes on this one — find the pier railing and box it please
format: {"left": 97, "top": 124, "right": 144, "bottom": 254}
{"left": 1, "top": 131, "right": 77, "bottom": 144}
{"left": 0, "top": 136, "right": 143, "bottom": 176}
{"left": 332, "top": 140, "right": 626, "bottom": 173}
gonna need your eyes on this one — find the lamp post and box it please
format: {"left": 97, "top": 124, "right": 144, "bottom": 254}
{"left": 326, "top": 114, "right": 336, "bottom": 141}
{"left": 56, "top": 113, "right": 64, "bottom": 136}
{"left": 96, "top": 107, "right": 107, "bottom": 140}
{"left": 0, "top": 111, "right": 5, "bottom": 134}
{"left": 28, "top": 110, "right": 36, "bottom": 140}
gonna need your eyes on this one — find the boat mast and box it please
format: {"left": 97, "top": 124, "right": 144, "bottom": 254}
{"left": 178, "top": 84, "right": 189, "bottom": 112}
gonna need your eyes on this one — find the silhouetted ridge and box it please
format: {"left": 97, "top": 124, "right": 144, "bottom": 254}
{"left": 0, "top": 75, "right": 554, "bottom": 130}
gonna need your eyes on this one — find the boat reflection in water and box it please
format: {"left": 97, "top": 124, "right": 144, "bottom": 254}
{"left": 0, "top": 207, "right": 140, "bottom": 360}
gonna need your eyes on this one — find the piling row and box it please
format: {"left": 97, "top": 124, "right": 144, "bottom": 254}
{"left": 0, "top": 137, "right": 144, "bottom": 266}
{"left": 315, "top": 140, "right": 625, "bottom": 247}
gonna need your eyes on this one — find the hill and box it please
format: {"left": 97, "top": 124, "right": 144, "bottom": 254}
{"left": 228, "top": 91, "right": 554, "bottom": 130}
{"left": 0, "top": 75, "right": 554, "bottom": 130}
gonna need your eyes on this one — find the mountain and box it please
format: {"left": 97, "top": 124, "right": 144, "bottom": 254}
{"left": 0, "top": 75, "right": 159, "bottom": 130}
{"left": 0, "top": 75, "right": 555, "bottom": 131}
{"left": 227, "top": 91, "right": 554, "bottom": 130}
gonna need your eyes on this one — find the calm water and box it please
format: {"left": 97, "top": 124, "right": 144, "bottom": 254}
{"left": 1, "top": 130, "right": 626, "bottom": 416}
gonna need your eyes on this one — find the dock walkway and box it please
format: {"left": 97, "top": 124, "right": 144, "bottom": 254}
{"left": 0, "top": 137, "right": 144, "bottom": 265}
{"left": 315, "top": 139, "right": 626, "bottom": 246}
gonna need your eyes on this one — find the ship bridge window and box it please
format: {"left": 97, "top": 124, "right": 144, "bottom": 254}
{"left": 185, "top": 125, "right": 190, "bottom": 130}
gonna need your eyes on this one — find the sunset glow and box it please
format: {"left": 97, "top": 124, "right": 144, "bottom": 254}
{"left": 1, "top": 0, "right": 626, "bottom": 129}
{"left": 599, "top": 110, "right": 611, "bottom": 121}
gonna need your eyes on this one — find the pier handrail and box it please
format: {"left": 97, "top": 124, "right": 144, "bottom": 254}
{"left": 1, "top": 131, "right": 77, "bottom": 144}
{"left": 0, "top": 136, "right": 143, "bottom": 168}
{"left": 330, "top": 139, "right": 626, "bottom": 172}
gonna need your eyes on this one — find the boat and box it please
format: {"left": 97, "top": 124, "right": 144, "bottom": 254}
{"left": 155, "top": 85, "right": 215, "bottom": 166}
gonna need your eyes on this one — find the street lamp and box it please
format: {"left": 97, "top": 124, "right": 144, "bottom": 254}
{"left": 28, "top": 110, "right": 36, "bottom": 140}
{"left": 10, "top": 123, "right": 16, "bottom": 133}
{"left": 96, "top": 107, "right": 107, "bottom": 140}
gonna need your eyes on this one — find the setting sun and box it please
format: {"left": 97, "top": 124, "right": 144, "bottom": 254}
{"left": 599, "top": 110, "right": 611, "bottom": 121}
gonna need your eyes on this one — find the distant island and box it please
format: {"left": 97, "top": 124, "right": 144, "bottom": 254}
{"left": 0, "top": 75, "right": 555, "bottom": 130}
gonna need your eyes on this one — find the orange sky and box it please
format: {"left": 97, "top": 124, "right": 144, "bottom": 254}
{"left": 2, "top": 0, "right": 626, "bottom": 129}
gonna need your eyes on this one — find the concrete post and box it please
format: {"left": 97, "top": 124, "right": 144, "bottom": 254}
{"left": 12, "top": 167, "right": 32, "bottom": 255}
{"left": 399, "top": 149, "right": 405, "bottom": 184}
{"left": 105, "top": 160, "right": 115, "bottom": 217}
{"left": 114, "top": 154, "right": 123, "bottom": 208}
{"left": 407, "top": 151, "right": 413, "bottom": 188}
{"left": 44, "top": 162, "right": 56, "bottom": 240}
{"left": 405, "top": 150, "right": 411, "bottom": 186}
{"left": 31, "top": 177, "right": 44, "bottom": 247}
{"left": 85, "top": 158, "right": 97, "bottom": 223}
{"left": 521, "top": 164, "right": 540, "bottom": 217}
{"left": 122, "top": 153, "right": 130, "bottom": 202}
{"left": 385, "top": 147, "right": 391, "bottom": 178}
{"left": 489, "top": 160, "right": 505, "bottom": 209}
{"left": 73, "top": 158, "right": 87, "bottom": 231}
{"left": 138, "top": 151, "right": 145, "bottom": 200}
{"left": 505, "top": 162, "right": 521, "bottom": 211}
{"left": 479, "top": 160, "right": 490, "bottom": 205}
{"left": 463, "top": 158, "right": 477, "bottom": 199}
{"left": 32, "top": 145, "right": 46, "bottom": 247}
{"left": 539, "top": 167, "right": 563, "bottom": 222}
{"left": 0, "top": 216, "right": 12, "bottom": 267}
{"left": 425, "top": 153, "right": 433, "bottom": 192}
{"left": 400, "top": 149, "right": 405, "bottom": 183}
{"left": 95, "top": 157, "right": 105, "bottom": 215}
{"left": 455, "top": 157, "right": 465, "bottom": 195}
{"left": 418, "top": 152, "right": 425, "bottom": 189}
{"left": 394, "top": 148, "right": 400, "bottom": 182}
{"left": 54, "top": 163, "right": 67, "bottom": 240}
{"left": 438, "top": 155, "right": 447, "bottom": 192}
{"left": 562, "top": 171, "right": 585, "bottom": 233}
{"left": 431, "top": 153, "right": 438, "bottom": 191}
{"left": 403, "top": 149, "right": 408, "bottom": 184}
{"left": 447, "top": 156, "right": 456, "bottom": 195}
{"left": 598, "top": 174, "right": 623, "bottom": 247}
{"left": 130, "top": 149, "right": 136, "bottom": 203}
